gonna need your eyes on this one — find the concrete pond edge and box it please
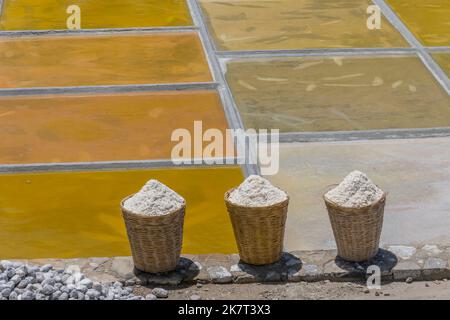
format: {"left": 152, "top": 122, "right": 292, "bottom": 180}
{"left": 10, "top": 244, "right": 450, "bottom": 286}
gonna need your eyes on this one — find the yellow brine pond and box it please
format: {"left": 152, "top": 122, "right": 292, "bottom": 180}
{"left": 0, "top": 167, "right": 242, "bottom": 259}
{"left": 0, "top": 33, "right": 212, "bottom": 88}
{"left": 225, "top": 55, "right": 450, "bottom": 132}
{"left": 0, "top": 90, "right": 231, "bottom": 164}
{"left": 200, "top": 0, "right": 407, "bottom": 50}
{"left": 0, "top": 0, "right": 192, "bottom": 30}
{"left": 387, "top": 0, "right": 450, "bottom": 46}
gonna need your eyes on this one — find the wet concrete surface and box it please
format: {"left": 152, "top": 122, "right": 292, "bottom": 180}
{"left": 267, "top": 138, "right": 450, "bottom": 251}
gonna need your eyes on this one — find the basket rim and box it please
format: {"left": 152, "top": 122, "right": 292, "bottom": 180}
{"left": 224, "top": 187, "right": 289, "bottom": 209}
{"left": 323, "top": 189, "right": 387, "bottom": 211}
{"left": 121, "top": 194, "right": 186, "bottom": 220}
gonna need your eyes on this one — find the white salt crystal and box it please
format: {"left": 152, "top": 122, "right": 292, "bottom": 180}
{"left": 123, "top": 180, "right": 185, "bottom": 216}
{"left": 325, "top": 170, "right": 384, "bottom": 208}
{"left": 228, "top": 175, "right": 288, "bottom": 207}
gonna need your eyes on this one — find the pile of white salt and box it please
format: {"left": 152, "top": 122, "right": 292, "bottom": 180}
{"left": 325, "top": 170, "right": 384, "bottom": 208}
{"left": 123, "top": 179, "right": 185, "bottom": 216}
{"left": 228, "top": 175, "right": 288, "bottom": 207}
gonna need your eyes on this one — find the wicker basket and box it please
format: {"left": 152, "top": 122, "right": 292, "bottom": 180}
{"left": 224, "top": 189, "right": 289, "bottom": 265}
{"left": 324, "top": 192, "right": 386, "bottom": 262}
{"left": 120, "top": 195, "right": 186, "bottom": 273}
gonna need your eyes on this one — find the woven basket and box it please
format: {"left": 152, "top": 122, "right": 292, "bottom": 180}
{"left": 324, "top": 192, "right": 386, "bottom": 262}
{"left": 120, "top": 195, "right": 186, "bottom": 273}
{"left": 224, "top": 189, "right": 289, "bottom": 265}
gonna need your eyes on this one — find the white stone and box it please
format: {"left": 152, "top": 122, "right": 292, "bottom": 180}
{"left": 86, "top": 289, "right": 101, "bottom": 299}
{"left": 39, "top": 264, "right": 53, "bottom": 273}
{"left": 41, "top": 285, "right": 55, "bottom": 295}
{"left": 230, "top": 264, "right": 242, "bottom": 273}
{"left": 78, "top": 278, "right": 93, "bottom": 289}
{"left": 65, "top": 265, "right": 81, "bottom": 275}
{"left": 151, "top": 287, "right": 169, "bottom": 298}
{"left": 111, "top": 257, "right": 134, "bottom": 279}
{"left": 388, "top": 245, "right": 417, "bottom": 260}
{"left": 422, "top": 245, "right": 442, "bottom": 256}
{"left": 207, "top": 266, "right": 233, "bottom": 284}
{"left": 424, "top": 258, "right": 448, "bottom": 270}
{"left": 145, "top": 294, "right": 157, "bottom": 300}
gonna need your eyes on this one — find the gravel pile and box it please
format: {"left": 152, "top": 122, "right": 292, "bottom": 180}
{"left": 123, "top": 179, "right": 185, "bottom": 216}
{"left": 228, "top": 175, "right": 288, "bottom": 207}
{"left": 325, "top": 170, "right": 384, "bottom": 208}
{"left": 0, "top": 260, "right": 146, "bottom": 300}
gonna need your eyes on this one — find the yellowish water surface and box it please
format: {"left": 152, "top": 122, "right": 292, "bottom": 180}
{"left": 200, "top": 0, "right": 407, "bottom": 50}
{"left": 0, "top": 167, "right": 242, "bottom": 259}
{"left": 387, "top": 0, "right": 450, "bottom": 46}
{"left": 0, "top": 33, "right": 212, "bottom": 88}
{"left": 226, "top": 56, "right": 450, "bottom": 132}
{"left": 0, "top": 0, "right": 192, "bottom": 30}
{"left": 0, "top": 90, "right": 231, "bottom": 164}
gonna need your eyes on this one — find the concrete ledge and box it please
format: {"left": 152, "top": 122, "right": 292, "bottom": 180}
{"left": 13, "top": 245, "right": 450, "bottom": 286}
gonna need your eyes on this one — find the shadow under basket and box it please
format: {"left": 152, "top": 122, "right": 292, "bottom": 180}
{"left": 120, "top": 195, "right": 186, "bottom": 273}
{"left": 224, "top": 189, "right": 289, "bottom": 265}
{"left": 324, "top": 193, "right": 387, "bottom": 262}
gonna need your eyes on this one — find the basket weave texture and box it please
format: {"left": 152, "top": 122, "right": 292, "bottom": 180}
{"left": 120, "top": 195, "right": 185, "bottom": 273}
{"left": 324, "top": 193, "right": 386, "bottom": 262}
{"left": 224, "top": 189, "right": 289, "bottom": 265}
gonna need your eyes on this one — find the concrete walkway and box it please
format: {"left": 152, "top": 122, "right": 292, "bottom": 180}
{"left": 269, "top": 137, "right": 450, "bottom": 251}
